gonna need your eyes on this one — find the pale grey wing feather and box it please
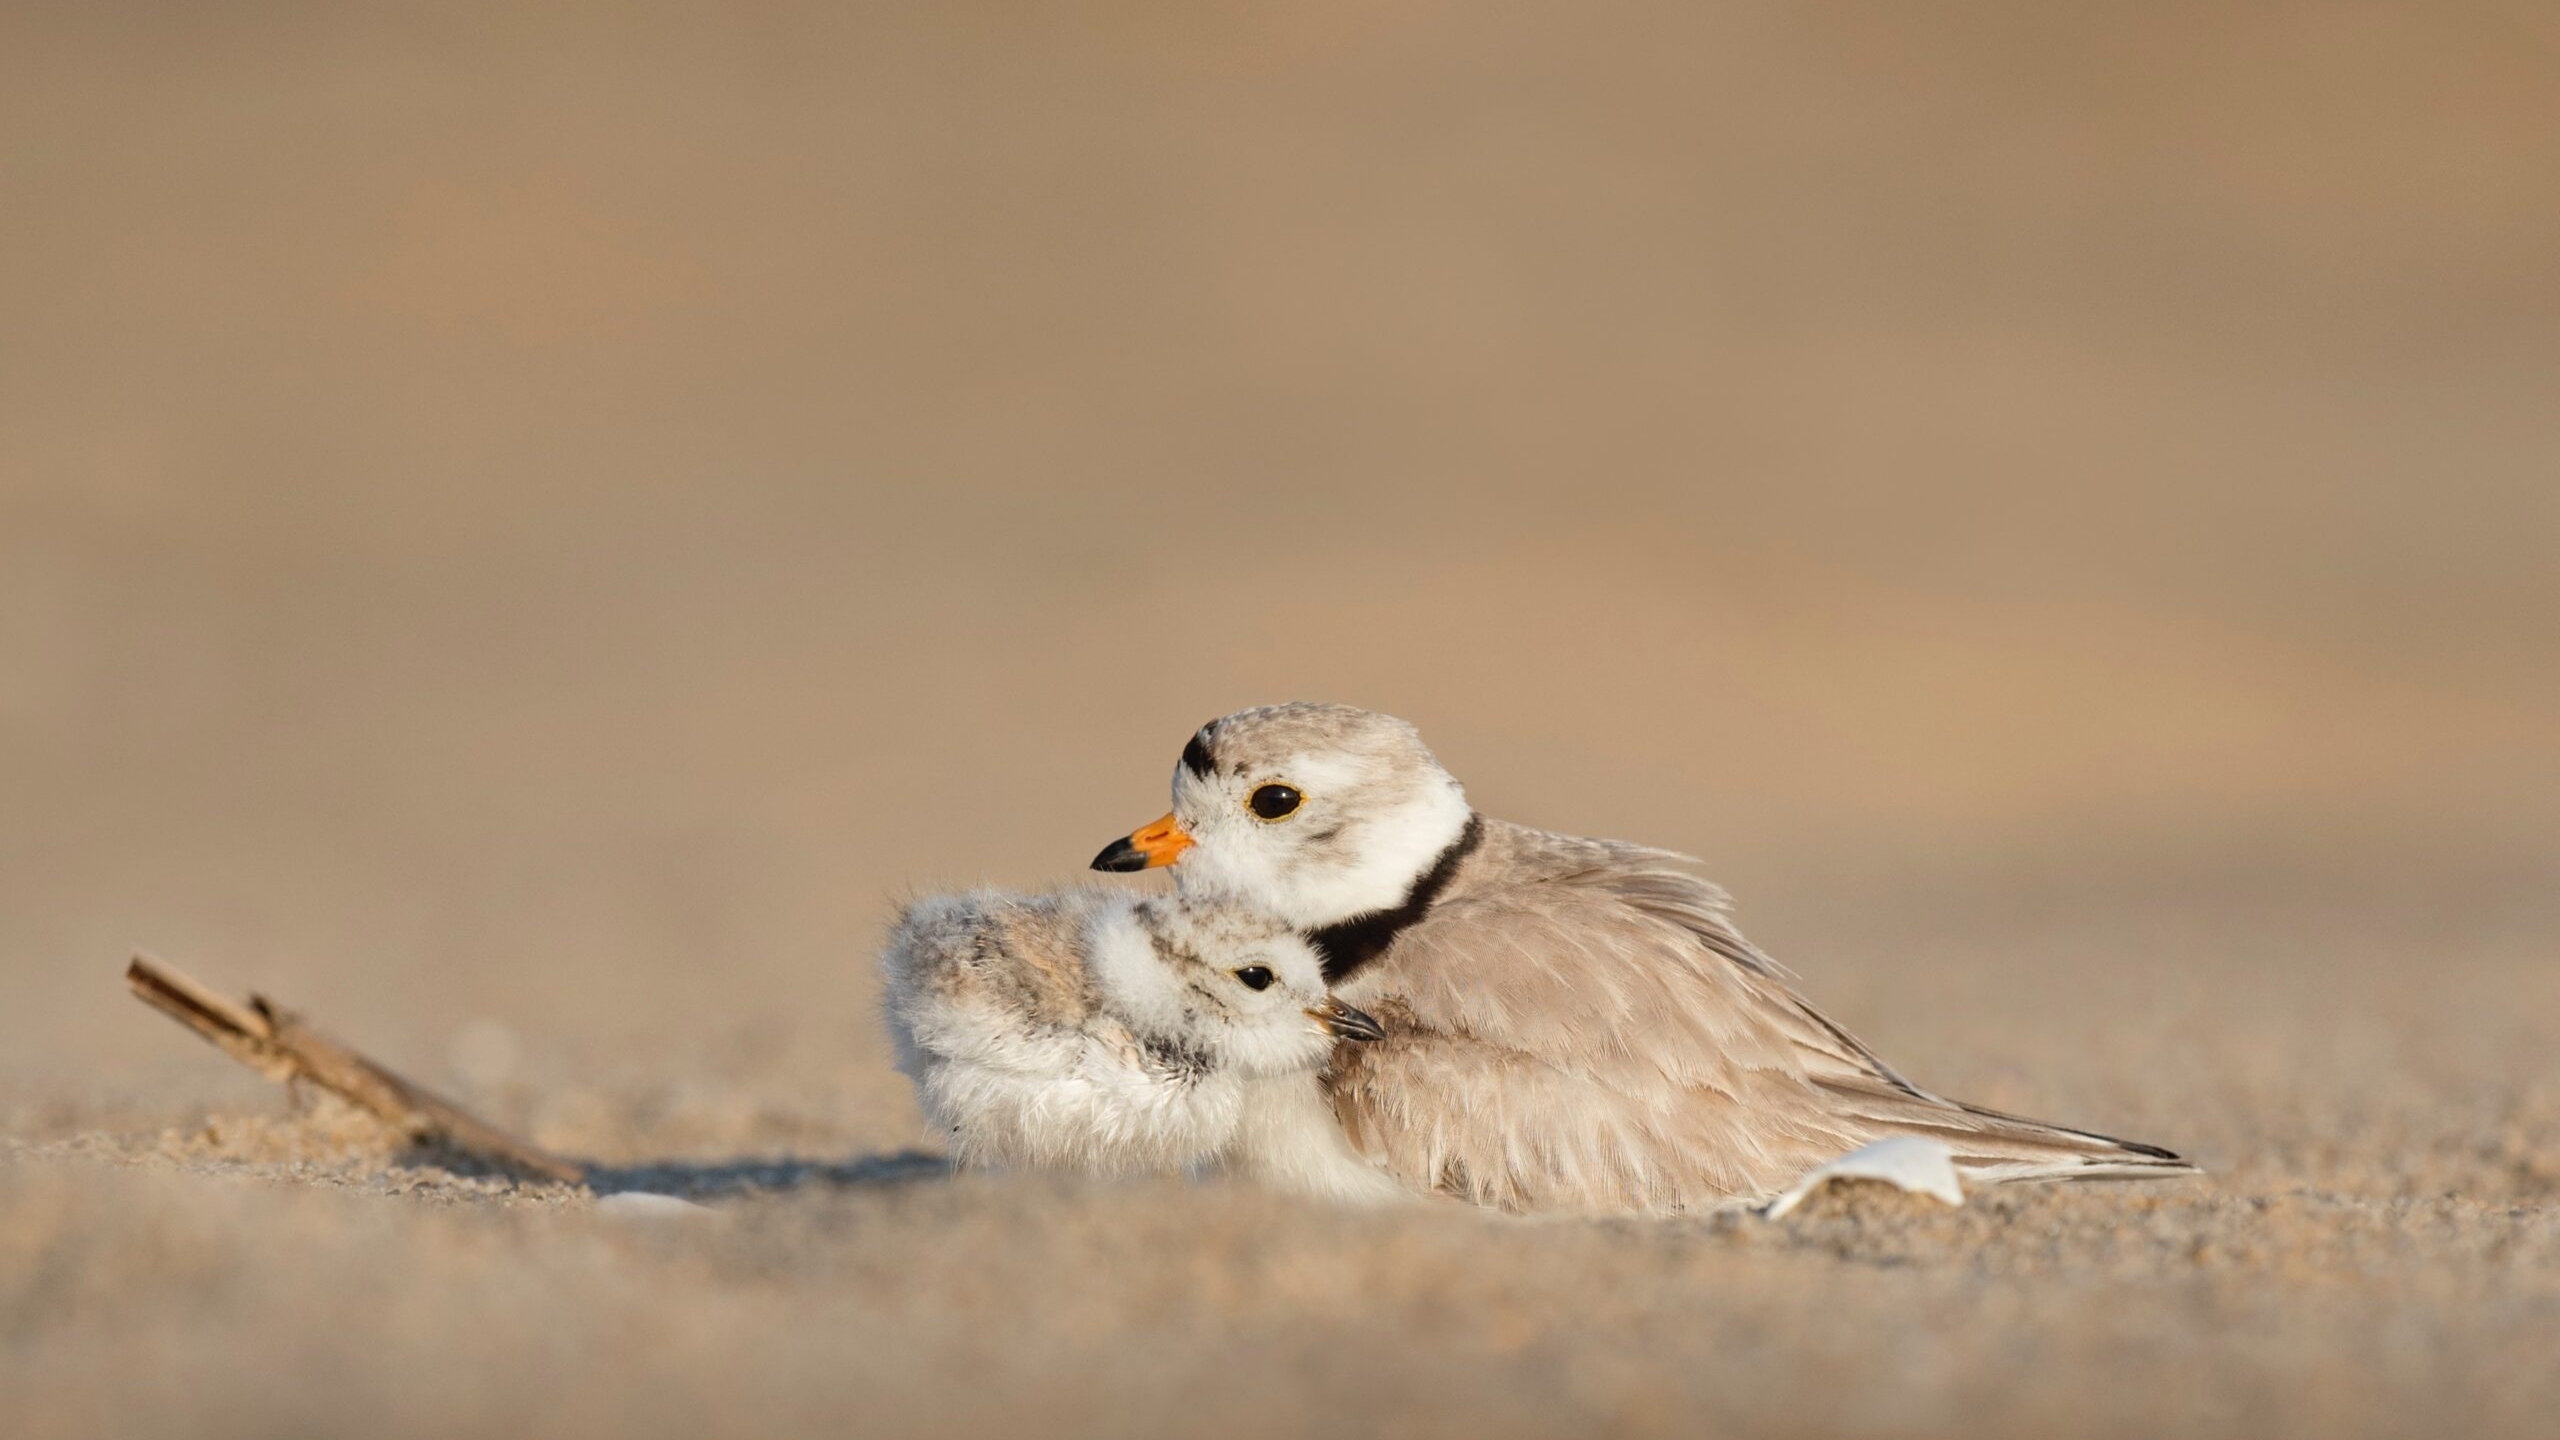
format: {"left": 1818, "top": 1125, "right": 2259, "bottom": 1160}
{"left": 1555, "top": 843, "right": 1938, "bottom": 1097}
{"left": 1327, "top": 841, "right": 2193, "bottom": 1211}
{"left": 1534, "top": 840, "right": 2195, "bottom": 1179}
{"left": 1327, "top": 879, "right": 1886, "bottom": 1212}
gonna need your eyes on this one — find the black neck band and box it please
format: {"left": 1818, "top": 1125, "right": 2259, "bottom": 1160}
{"left": 1309, "top": 813, "right": 1483, "bottom": 984}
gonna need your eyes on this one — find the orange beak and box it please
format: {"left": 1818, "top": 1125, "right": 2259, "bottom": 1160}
{"left": 1090, "top": 812, "right": 1195, "bottom": 872}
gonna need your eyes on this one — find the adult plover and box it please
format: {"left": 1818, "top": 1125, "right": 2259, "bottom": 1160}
{"left": 1093, "top": 702, "right": 2198, "bottom": 1215}
{"left": 881, "top": 886, "right": 1408, "bottom": 1203}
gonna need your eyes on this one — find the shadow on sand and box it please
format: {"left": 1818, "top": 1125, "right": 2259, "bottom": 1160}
{"left": 584, "top": 1150, "right": 953, "bottom": 1199}
{"left": 394, "top": 1141, "right": 954, "bottom": 1200}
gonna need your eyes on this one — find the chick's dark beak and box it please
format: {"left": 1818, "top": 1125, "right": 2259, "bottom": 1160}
{"left": 1308, "top": 996, "right": 1388, "bottom": 1043}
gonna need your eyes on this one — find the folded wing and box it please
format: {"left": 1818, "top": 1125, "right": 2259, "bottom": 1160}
{"left": 1323, "top": 834, "right": 2195, "bottom": 1214}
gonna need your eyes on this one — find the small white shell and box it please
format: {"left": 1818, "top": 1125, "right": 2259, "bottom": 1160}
{"left": 1762, "top": 1136, "right": 1965, "bottom": 1219}
{"left": 594, "top": 1191, "right": 713, "bottom": 1220}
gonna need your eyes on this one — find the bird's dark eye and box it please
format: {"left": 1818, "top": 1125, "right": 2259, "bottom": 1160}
{"left": 1248, "top": 784, "right": 1302, "bottom": 821}
{"left": 1233, "top": 965, "right": 1275, "bottom": 991}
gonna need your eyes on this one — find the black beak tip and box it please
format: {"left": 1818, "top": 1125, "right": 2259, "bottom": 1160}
{"left": 1091, "top": 838, "right": 1148, "bottom": 873}
{"left": 1330, "top": 1003, "right": 1388, "bottom": 1044}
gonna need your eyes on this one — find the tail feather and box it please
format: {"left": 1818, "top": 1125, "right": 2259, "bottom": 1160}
{"left": 1820, "top": 1080, "right": 2201, "bottom": 1185}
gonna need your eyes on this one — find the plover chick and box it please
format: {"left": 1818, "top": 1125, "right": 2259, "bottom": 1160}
{"left": 881, "top": 886, "right": 1408, "bottom": 1204}
{"left": 1092, "top": 702, "right": 2199, "bottom": 1216}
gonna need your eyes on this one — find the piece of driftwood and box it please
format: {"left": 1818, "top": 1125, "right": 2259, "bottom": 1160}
{"left": 126, "top": 953, "right": 588, "bottom": 1184}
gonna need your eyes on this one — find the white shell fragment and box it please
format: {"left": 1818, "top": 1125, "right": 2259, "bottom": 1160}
{"left": 594, "top": 1191, "right": 714, "bottom": 1220}
{"left": 1762, "top": 1136, "right": 1965, "bottom": 1219}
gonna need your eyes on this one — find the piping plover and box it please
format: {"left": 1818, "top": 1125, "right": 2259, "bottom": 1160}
{"left": 880, "top": 886, "right": 1408, "bottom": 1204}
{"left": 1093, "top": 702, "right": 2199, "bottom": 1215}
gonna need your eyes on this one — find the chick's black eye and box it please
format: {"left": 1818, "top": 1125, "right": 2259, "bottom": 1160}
{"left": 1248, "top": 784, "right": 1302, "bottom": 821}
{"left": 1233, "top": 965, "right": 1275, "bottom": 992}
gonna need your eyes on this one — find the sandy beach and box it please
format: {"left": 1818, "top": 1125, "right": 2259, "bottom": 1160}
{"left": 5, "top": 4, "right": 2556, "bottom": 1436}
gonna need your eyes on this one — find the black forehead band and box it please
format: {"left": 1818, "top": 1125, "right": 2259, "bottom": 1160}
{"left": 1180, "top": 728, "right": 1217, "bottom": 779}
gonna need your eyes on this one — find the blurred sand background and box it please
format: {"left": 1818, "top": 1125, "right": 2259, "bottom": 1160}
{"left": 4, "top": 3, "right": 2557, "bottom": 1437}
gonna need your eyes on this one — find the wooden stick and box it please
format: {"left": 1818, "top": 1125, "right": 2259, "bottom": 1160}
{"left": 126, "top": 953, "right": 588, "bottom": 1185}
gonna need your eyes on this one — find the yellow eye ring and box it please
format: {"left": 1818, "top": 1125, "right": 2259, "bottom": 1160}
{"left": 1246, "top": 783, "right": 1303, "bottom": 822}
